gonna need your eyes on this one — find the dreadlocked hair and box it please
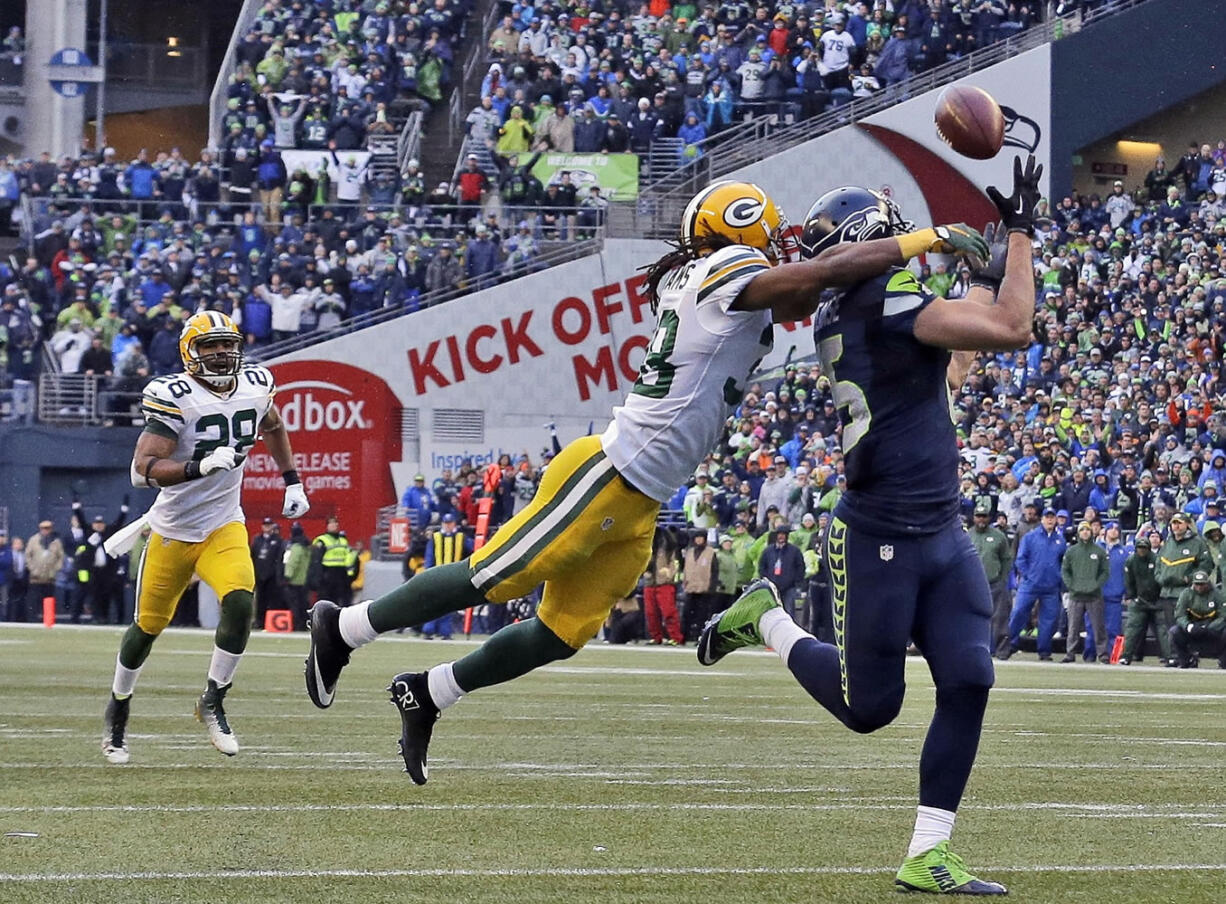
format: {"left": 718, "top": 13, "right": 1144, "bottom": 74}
{"left": 640, "top": 233, "right": 737, "bottom": 312}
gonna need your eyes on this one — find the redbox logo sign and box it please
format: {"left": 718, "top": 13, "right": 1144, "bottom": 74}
{"left": 279, "top": 381, "right": 374, "bottom": 432}
{"left": 243, "top": 360, "right": 402, "bottom": 543}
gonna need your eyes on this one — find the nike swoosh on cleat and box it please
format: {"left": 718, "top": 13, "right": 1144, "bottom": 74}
{"left": 311, "top": 656, "right": 334, "bottom": 707}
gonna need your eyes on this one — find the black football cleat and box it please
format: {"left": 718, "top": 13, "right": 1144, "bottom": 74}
{"left": 388, "top": 671, "right": 440, "bottom": 784}
{"left": 305, "top": 600, "right": 351, "bottom": 709}
{"left": 102, "top": 695, "right": 131, "bottom": 765}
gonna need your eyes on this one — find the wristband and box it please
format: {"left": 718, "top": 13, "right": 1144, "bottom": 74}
{"left": 282, "top": 469, "right": 301, "bottom": 486}
{"left": 896, "top": 228, "right": 938, "bottom": 260}
{"left": 183, "top": 460, "right": 203, "bottom": 481}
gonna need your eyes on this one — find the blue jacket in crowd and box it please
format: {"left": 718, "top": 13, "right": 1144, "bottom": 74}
{"left": 1015, "top": 526, "right": 1066, "bottom": 591}
{"left": 1103, "top": 542, "right": 1128, "bottom": 599}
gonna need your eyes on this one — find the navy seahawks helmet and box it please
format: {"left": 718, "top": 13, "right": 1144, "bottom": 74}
{"left": 800, "top": 187, "right": 915, "bottom": 259}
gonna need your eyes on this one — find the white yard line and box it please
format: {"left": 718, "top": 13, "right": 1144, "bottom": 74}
{"left": 1, "top": 800, "right": 1221, "bottom": 815}
{"left": 0, "top": 760, "right": 1214, "bottom": 771}
{"left": 3, "top": 863, "right": 1226, "bottom": 882}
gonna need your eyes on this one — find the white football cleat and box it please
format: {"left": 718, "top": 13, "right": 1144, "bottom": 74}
{"left": 195, "top": 680, "right": 239, "bottom": 756}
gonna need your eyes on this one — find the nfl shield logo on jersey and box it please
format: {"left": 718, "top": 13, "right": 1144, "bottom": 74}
{"left": 879, "top": 544, "right": 894, "bottom": 562}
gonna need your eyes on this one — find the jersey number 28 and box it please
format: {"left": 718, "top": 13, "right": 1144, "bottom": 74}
{"left": 193, "top": 408, "right": 259, "bottom": 461}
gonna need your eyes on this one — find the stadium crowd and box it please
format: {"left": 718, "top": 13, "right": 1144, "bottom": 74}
{"left": 465, "top": 0, "right": 1043, "bottom": 162}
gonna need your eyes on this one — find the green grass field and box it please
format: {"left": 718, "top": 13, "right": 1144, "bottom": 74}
{"left": 2, "top": 624, "right": 1225, "bottom": 904}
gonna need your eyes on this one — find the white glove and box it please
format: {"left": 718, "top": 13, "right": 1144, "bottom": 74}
{"left": 283, "top": 483, "right": 310, "bottom": 518}
{"left": 199, "top": 446, "right": 239, "bottom": 476}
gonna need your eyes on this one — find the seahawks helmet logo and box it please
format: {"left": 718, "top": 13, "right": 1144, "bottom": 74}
{"left": 724, "top": 198, "right": 765, "bottom": 229}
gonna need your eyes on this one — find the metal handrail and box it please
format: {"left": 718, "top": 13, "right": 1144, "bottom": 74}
{"left": 397, "top": 110, "right": 425, "bottom": 172}
{"left": 208, "top": 0, "right": 270, "bottom": 149}
{"left": 250, "top": 231, "right": 604, "bottom": 362}
{"left": 446, "top": 87, "right": 465, "bottom": 145}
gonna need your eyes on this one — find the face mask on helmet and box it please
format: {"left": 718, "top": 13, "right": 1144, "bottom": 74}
{"left": 800, "top": 187, "right": 915, "bottom": 259}
{"left": 188, "top": 335, "right": 243, "bottom": 385}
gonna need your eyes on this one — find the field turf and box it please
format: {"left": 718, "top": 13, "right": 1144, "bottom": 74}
{"left": 1, "top": 624, "right": 1224, "bottom": 903}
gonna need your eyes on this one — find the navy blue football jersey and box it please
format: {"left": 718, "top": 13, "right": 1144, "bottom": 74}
{"left": 813, "top": 267, "right": 961, "bottom": 535}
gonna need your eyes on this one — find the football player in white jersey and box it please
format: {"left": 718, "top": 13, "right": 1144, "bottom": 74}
{"left": 102, "top": 312, "right": 310, "bottom": 764}
{"left": 304, "top": 180, "right": 988, "bottom": 782}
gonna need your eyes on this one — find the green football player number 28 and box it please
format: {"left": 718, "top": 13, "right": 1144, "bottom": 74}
{"left": 193, "top": 408, "right": 259, "bottom": 461}
{"left": 818, "top": 335, "right": 872, "bottom": 452}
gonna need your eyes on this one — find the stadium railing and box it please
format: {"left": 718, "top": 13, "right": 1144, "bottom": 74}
{"left": 34, "top": 370, "right": 144, "bottom": 427}
{"left": 397, "top": 110, "right": 425, "bottom": 173}
{"left": 611, "top": 0, "right": 1157, "bottom": 240}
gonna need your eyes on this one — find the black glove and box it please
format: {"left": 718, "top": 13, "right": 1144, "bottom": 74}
{"left": 986, "top": 154, "right": 1043, "bottom": 236}
{"left": 970, "top": 221, "right": 1008, "bottom": 291}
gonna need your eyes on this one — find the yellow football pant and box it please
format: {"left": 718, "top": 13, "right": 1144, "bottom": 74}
{"left": 134, "top": 521, "right": 255, "bottom": 635}
{"left": 469, "top": 435, "right": 659, "bottom": 649}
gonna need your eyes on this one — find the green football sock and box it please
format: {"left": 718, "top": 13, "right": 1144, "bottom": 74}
{"left": 367, "top": 561, "right": 487, "bottom": 634}
{"left": 215, "top": 590, "right": 253, "bottom": 655}
{"left": 118, "top": 623, "right": 157, "bottom": 671}
{"left": 452, "top": 617, "right": 577, "bottom": 692}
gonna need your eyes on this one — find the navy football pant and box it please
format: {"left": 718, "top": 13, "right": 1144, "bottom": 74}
{"left": 786, "top": 516, "right": 994, "bottom": 812}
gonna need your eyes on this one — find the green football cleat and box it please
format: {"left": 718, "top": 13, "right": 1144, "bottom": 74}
{"left": 895, "top": 842, "right": 1007, "bottom": 895}
{"left": 696, "top": 578, "right": 781, "bottom": 666}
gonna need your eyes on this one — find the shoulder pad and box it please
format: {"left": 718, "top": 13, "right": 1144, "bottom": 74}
{"left": 141, "top": 376, "right": 191, "bottom": 424}
{"left": 241, "top": 364, "right": 277, "bottom": 395}
{"left": 697, "top": 245, "right": 772, "bottom": 303}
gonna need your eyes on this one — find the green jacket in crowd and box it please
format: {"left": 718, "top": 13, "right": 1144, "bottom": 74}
{"left": 744, "top": 531, "right": 771, "bottom": 583}
{"left": 1123, "top": 550, "right": 1161, "bottom": 604}
{"left": 713, "top": 547, "right": 740, "bottom": 596}
{"left": 789, "top": 525, "right": 817, "bottom": 552}
{"left": 1174, "top": 584, "right": 1226, "bottom": 637}
{"left": 729, "top": 532, "right": 757, "bottom": 585}
{"left": 283, "top": 541, "right": 311, "bottom": 587}
{"left": 969, "top": 524, "right": 1012, "bottom": 584}
{"left": 1061, "top": 539, "right": 1109, "bottom": 596}
{"left": 1156, "top": 531, "right": 1212, "bottom": 597}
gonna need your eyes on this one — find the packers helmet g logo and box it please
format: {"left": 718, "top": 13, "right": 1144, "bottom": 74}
{"left": 724, "top": 198, "right": 765, "bottom": 229}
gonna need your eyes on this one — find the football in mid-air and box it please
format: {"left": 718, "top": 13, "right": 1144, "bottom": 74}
{"left": 934, "top": 85, "right": 1005, "bottom": 160}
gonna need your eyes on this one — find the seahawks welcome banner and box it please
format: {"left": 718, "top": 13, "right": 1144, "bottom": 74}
{"left": 530, "top": 153, "right": 640, "bottom": 201}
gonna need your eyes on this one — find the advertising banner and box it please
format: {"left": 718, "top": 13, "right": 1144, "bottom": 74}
{"left": 242, "top": 360, "right": 402, "bottom": 544}
{"left": 531, "top": 152, "right": 640, "bottom": 200}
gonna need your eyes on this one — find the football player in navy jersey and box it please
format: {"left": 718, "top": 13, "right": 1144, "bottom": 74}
{"left": 699, "top": 156, "right": 1043, "bottom": 895}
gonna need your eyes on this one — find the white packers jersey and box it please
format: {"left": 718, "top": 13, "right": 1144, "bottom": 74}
{"left": 601, "top": 245, "right": 774, "bottom": 502}
{"left": 140, "top": 365, "right": 277, "bottom": 542}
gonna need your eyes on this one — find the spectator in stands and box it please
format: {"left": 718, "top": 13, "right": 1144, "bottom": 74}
{"left": 425, "top": 244, "right": 461, "bottom": 293}
{"left": 758, "top": 524, "right": 805, "bottom": 618}
{"left": 23, "top": 520, "right": 63, "bottom": 625}
{"left": 50, "top": 318, "right": 91, "bottom": 373}
{"left": 256, "top": 139, "right": 288, "bottom": 224}
{"left": 455, "top": 154, "right": 490, "bottom": 224}
{"left": 497, "top": 106, "right": 534, "bottom": 154}
{"left": 78, "top": 334, "right": 112, "bottom": 377}
{"left": 577, "top": 185, "right": 607, "bottom": 237}
{"left": 495, "top": 151, "right": 541, "bottom": 225}
{"left": 535, "top": 102, "right": 575, "bottom": 152}
{"left": 643, "top": 527, "right": 684, "bottom": 645}
{"left": 315, "top": 278, "right": 346, "bottom": 330}
{"left": 466, "top": 223, "right": 501, "bottom": 289}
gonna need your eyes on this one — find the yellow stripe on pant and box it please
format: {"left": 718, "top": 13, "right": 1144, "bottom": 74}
{"left": 827, "top": 517, "right": 850, "bottom": 707}
{"left": 135, "top": 521, "right": 255, "bottom": 635}
{"left": 469, "top": 435, "right": 659, "bottom": 649}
